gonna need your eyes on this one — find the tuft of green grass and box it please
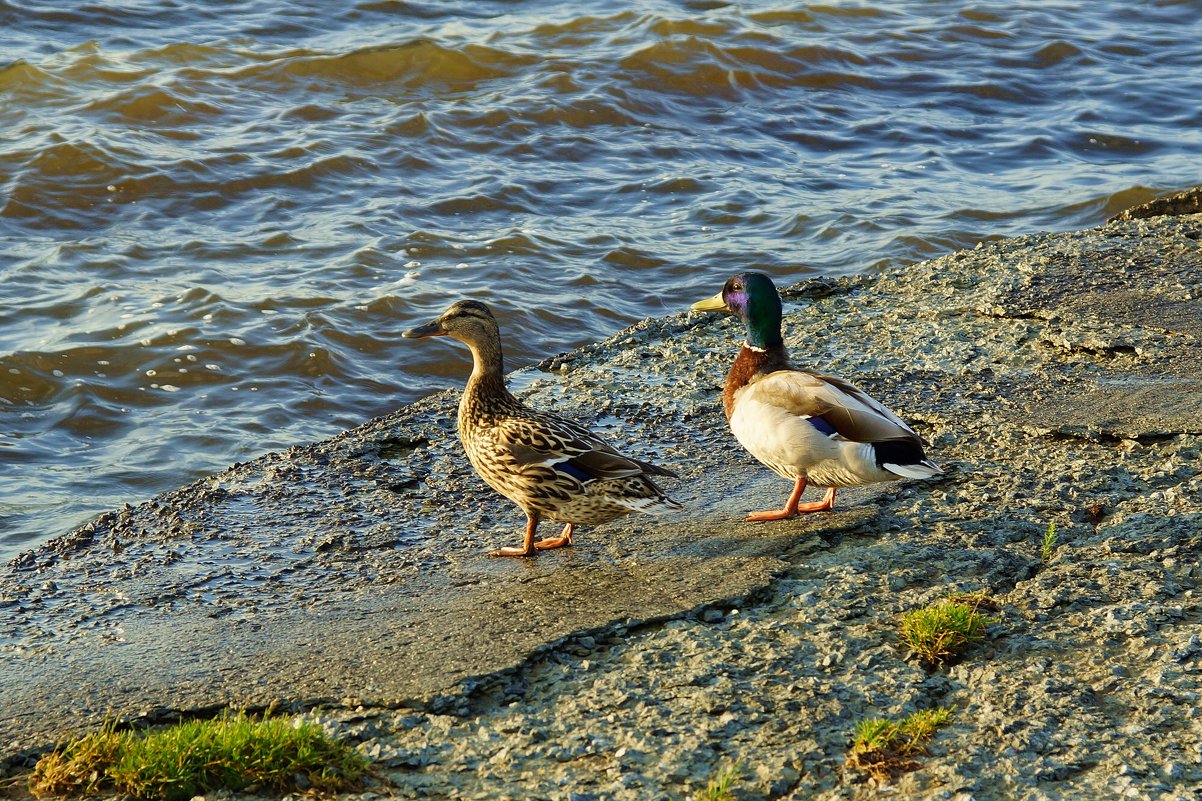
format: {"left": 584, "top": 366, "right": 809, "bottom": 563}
{"left": 898, "top": 594, "right": 996, "bottom": 667}
{"left": 1041, "top": 521, "right": 1058, "bottom": 562}
{"left": 30, "top": 712, "right": 367, "bottom": 800}
{"left": 694, "top": 760, "right": 742, "bottom": 801}
{"left": 894, "top": 707, "right": 953, "bottom": 753}
{"left": 28, "top": 723, "right": 125, "bottom": 798}
{"left": 847, "top": 708, "right": 953, "bottom": 781}
{"left": 850, "top": 718, "right": 896, "bottom": 753}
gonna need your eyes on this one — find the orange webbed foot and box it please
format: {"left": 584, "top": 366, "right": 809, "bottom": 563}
{"left": 490, "top": 515, "right": 542, "bottom": 557}
{"left": 746, "top": 484, "right": 836, "bottom": 522}
{"left": 746, "top": 508, "right": 799, "bottom": 522}
{"left": 534, "top": 523, "right": 574, "bottom": 551}
{"left": 794, "top": 487, "right": 837, "bottom": 513}
{"left": 490, "top": 545, "right": 536, "bottom": 558}
{"left": 793, "top": 499, "right": 835, "bottom": 513}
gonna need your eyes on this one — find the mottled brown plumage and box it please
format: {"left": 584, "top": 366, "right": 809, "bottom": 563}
{"left": 403, "top": 300, "right": 681, "bottom": 557}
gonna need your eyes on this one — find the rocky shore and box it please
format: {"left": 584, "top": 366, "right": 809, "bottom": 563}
{"left": 3, "top": 210, "right": 1201, "bottom": 800}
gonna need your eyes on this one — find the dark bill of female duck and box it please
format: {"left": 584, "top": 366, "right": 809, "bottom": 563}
{"left": 402, "top": 319, "right": 448, "bottom": 338}
{"left": 403, "top": 299, "right": 682, "bottom": 557}
{"left": 691, "top": 272, "right": 942, "bottom": 521}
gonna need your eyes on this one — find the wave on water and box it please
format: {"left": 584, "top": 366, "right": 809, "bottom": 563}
{"left": 231, "top": 39, "right": 538, "bottom": 90}
{"left": 3, "top": 0, "right": 1202, "bottom": 558}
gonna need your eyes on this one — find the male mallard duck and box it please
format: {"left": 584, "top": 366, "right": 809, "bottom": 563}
{"left": 403, "top": 300, "right": 682, "bottom": 556}
{"left": 691, "top": 273, "right": 941, "bottom": 521}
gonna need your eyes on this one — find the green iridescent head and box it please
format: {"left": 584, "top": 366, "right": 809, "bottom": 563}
{"left": 691, "top": 272, "right": 783, "bottom": 349}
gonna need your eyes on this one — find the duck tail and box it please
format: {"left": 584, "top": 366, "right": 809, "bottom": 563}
{"left": 614, "top": 493, "right": 684, "bottom": 514}
{"left": 873, "top": 439, "right": 942, "bottom": 479}
{"left": 620, "top": 474, "right": 684, "bottom": 514}
{"left": 881, "top": 459, "right": 943, "bottom": 479}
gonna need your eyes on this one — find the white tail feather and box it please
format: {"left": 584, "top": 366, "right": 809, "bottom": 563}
{"left": 882, "top": 460, "right": 942, "bottom": 479}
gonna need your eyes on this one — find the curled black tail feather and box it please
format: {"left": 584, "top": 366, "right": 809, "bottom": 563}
{"left": 872, "top": 438, "right": 930, "bottom": 470}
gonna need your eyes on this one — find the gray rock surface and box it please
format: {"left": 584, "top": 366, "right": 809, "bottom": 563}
{"left": 3, "top": 214, "right": 1201, "bottom": 800}
{"left": 1109, "top": 185, "right": 1202, "bottom": 222}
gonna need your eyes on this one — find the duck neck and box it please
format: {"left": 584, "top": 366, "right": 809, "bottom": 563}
{"left": 723, "top": 340, "right": 791, "bottom": 420}
{"left": 462, "top": 336, "right": 517, "bottom": 419}
{"left": 743, "top": 306, "right": 783, "bottom": 352}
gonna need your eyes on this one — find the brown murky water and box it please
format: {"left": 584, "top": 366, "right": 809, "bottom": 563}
{"left": 2, "top": 0, "right": 1201, "bottom": 558}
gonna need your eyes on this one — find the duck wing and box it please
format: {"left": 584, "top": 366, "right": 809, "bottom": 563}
{"left": 746, "top": 369, "right": 919, "bottom": 444}
{"left": 492, "top": 415, "right": 677, "bottom": 482}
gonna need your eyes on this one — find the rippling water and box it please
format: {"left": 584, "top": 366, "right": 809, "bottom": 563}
{"left": 2, "top": 0, "right": 1200, "bottom": 559}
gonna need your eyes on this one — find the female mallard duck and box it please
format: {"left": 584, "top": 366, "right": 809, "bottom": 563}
{"left": 403, "top": 300, "right": 682, "bottom": 557}
{"left": 691, "top": 272, "right": 941, "bottom": 521}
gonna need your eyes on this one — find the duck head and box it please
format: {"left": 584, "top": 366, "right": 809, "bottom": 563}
{"left": 691, "top": 272, "right": 783, "bottom": 349}
{"left": 402, "top": 299, "right": 499, "bottom": 347}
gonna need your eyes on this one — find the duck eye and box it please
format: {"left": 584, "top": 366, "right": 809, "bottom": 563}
{"left": 731, "top": 282, "right": 743, "bottom": 292}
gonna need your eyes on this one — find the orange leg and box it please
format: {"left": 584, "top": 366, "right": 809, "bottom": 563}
{"left": 534, "top": 522, "right": 574, "bottom": 550}
{"left": 491, "top": 514, "right": 539, "bottom": 557}
{"left": 795, "top": 486, "right": 837, "bottom": 513}
{"left": 747, "top": 480, "right": 837, "bottom": 521}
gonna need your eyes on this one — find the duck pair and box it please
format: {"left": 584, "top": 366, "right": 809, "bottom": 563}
{"left": 403, "top": 273, "right": 940, "bottom": 557}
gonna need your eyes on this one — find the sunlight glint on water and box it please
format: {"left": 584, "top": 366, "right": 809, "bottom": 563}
{"left": 2, "top": 0, "right": 1201, "bottom": 558}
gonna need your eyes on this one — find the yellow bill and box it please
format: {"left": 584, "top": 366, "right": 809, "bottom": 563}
{"left": 690, "top": 290, "right": 729, "bottom": 312}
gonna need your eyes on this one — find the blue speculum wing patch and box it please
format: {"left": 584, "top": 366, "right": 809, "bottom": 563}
{"left": 806, "top": 415, "right": 838, "bottom": 436}
{"left": 554, "top": 460, "right": 595, "bottom": 482}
